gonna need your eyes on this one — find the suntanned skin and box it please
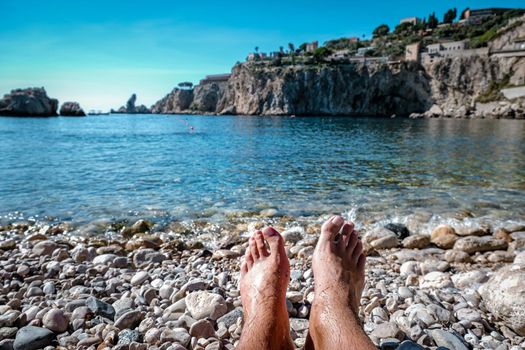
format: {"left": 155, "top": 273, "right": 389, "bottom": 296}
{"left": 237, "top": 216, "right": 375, "bottom": 350}
{"left": 305, "top": 215, "right": 376, "bottom": 350}
{"left": 237, "top": 227, "right": 295, "bottom": 350}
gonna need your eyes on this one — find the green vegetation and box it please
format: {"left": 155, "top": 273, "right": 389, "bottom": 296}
{"left": 476, "top": 75, "right": 511, "bottom": 103}
{"left": 373, "top": 24, "right": 390, "bottom": 38}
{"left": 443, "top": 8, "right": 457, "bottom": 24}
{"left": 313, "top": 47, "right": 332, "bottom": 62}
{"left": 248, "top": 7, "right": 524, "bottom": 66}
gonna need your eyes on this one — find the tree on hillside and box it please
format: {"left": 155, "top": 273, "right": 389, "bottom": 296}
{"left": 313, "top": 47, "right": 332, "bottom": 63}
{"left": 373, "top": 24, "right": 390, "bottom": 38}
{"left": 443, "top": 8, "right": 457, "bottom": 24}
{"left": 178, "top": 82, "right": 193, "bottom": 90}
{"left": 298, "top": 43, "right": 307, "bottom": 52}
{"left": 254, "top": 46, "right": 259, "bottom": 53}
{"left": 394, "top": 22, "right": 414, "bottom": 34}
{"left": 288, "top": 43, "right": 295, "bottom": 53}
{"left": 428, "top": 12, "right": 438, "bottom": 28}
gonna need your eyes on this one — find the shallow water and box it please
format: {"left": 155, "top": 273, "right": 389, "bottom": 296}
{"left": 1, "top": 115, "right": 524, "bottom": 229}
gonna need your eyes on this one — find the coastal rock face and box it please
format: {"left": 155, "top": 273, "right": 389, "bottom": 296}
{"left": 191, "top": 82, "right": 229, "bottom": 113}
{"left": 150, "top": 88, "right": 194, "bottom": 113}
{"left": 0, "top": 88, "right": 58, "bottom": 117}
{"left": 423, "top": 55, "right": 525, "bottom": 118}
{"left": 221, "top": 61, "right": 432, "bottom": 116}
{"left": 59, "top": 102, "right": 86, "bottom": 116}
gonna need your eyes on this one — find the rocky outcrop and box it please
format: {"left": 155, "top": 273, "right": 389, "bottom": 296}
{"left": 150, "top": 82, "right": 230, "bottom": 115}
{"left": 191, "top": 82, "right": 229, "bottom": 113}
{"left": 150, "top": 89, "right": 194, "bottom": 114}
{"left": 112, "top": 94, "right": 151, "bottom": 114}
{"left": 221, "top": 61, "right": 432, "bottom": 116}
{"left": 420, "top": 55, "right": 525, "bottom": 118}
{"left": 0, "top": 87, "right": 58, "bottom": 117}
{"left": 59, "top": 102, "right": 86, "bottom": 116}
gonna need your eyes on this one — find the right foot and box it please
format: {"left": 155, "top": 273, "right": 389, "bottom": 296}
{"left": 305, "top": 215, "right": 371, "bottom": 350}
{"left": 312, "top": 215, "right": 366, "bottom": 315}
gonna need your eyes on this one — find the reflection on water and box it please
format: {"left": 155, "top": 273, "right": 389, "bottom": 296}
{"left": 0, "top": 115, "right": 524, "bottom": 226}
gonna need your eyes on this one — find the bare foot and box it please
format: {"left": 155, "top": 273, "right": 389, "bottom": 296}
{"left": 237, "top": 227, "right": 294, "bottom": 350}
{"left": 306, "top": 215, "right": 375, "bottom": 350}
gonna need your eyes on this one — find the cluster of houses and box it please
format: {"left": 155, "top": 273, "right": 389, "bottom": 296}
{"left": 406, "top": 10, "right": 525, "bottom": 64}
{"left": 198, "top": 8, "right": 524, "bottom": 89}
{"left": 243, "top": 8, "right": 524, "bottom": 66}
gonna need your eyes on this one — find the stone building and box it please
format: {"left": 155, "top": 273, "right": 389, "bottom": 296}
{"left": 199, "top": 74, "right": 231, "bottom": 85}
{"left": 405, "top": 43, "right": 421, "bottom": 62}
{"left": 306, "top": 41, "right": 319, "bottom": 53}
{"left": 400, "top": 17, "right": 419, "bottom": 25}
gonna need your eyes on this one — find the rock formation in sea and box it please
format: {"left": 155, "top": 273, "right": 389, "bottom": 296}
{"left": 59, "top": 102, "right": 86, "bottom": 116}
{"left": 112, "top": 94, "right": 151, "bottom": 114}
{"left": 0, "top": 87, "right": 58, "bottom": 117}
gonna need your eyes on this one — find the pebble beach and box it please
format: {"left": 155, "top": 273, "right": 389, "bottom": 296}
{"left": 1, "top": 213, "right": 524, "bottom": 350}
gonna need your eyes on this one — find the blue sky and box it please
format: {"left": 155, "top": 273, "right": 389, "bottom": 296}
{"left": 1, "top": 0, "right": 523, "bottom": 111}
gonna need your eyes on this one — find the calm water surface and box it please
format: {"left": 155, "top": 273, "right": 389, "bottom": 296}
{"left": 1, "top": 115, "right": 524, "bottom": 228}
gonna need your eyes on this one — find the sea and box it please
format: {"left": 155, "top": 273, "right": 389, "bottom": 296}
{"left": 1, "top": 114, "right": 524, "bottom": 233}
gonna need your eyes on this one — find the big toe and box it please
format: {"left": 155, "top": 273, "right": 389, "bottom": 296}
{"left": 319, "top": 215, "right": 345, "bottom": 245}
{"left": 262, "top": 226, "right": 286, "bottom": 257}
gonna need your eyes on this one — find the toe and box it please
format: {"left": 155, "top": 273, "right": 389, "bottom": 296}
{"left": 357, "top": 253, "right": 366, "bottom": 276}
{"left": 249, "top": 235, "right": 260, "bottom": 260}
{"left": 346, "top": 229, "right": 358, "bottom": 255}
{"left": 339, "top": 222, "right": 354, "bottom": 253}
{"left": 244, "top": 248, "right": 254, "bottom": 269}
{"left": 319, "top": 215, "right": 345, "bottom": 246}
{"left": 254, "top": 230, "right": 270, "bottom": 257}
{"left": 262, "top": 226, "right": 286, "bottom": 257}
{"left": 352, "top": 240, "right": 364, "bottom": 266}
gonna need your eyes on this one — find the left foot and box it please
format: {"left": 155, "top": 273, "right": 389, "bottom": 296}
{"left": 237, "top": 227, "right": 294, "bottom": 350}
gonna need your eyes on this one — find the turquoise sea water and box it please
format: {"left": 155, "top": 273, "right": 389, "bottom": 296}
{"left": 0, "top": 115, "right": 524, "bottom": 228}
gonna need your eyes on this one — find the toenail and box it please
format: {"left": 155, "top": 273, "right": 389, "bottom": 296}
{"left": 266, "top": 227, "right": 279, "bottom": 236}
{"left": 331, "top": 216, "right": 344, "bottom": 226}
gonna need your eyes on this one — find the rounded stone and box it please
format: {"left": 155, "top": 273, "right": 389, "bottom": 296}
{"left": 42, "top": 309, "right": 69, "bottom": 333}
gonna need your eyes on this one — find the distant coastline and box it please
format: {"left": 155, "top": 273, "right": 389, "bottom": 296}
{"left": 1, "top": 8, "right": 525, "bottom": 119}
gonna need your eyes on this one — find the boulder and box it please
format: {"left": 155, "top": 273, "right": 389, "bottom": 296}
{"left": 430, "top": 225, "right": 457, "bottom": 249}
{"left": 0, "top": 88, "right": 58, "bottom": 116}
{"left": 185, "top": 291, "right": 227, "bottom": 320}
{"left": 384, "top": 223, "right": 410, "bottom": 239}
{"left": 112, "top": 94, "right": 151, "bottom": 114}
{"left": 13, "top": 326, "right": 55, "bottom": 350}
{"left": 59, "top": 102, "right": 85, "bottom": 116}
{"left": 453, "top": 236, "right": 508, "bottom": 254}
{"left": 402, "top": 235, "right": 430, "bottom": 249}
{"left": 480, "top": 264, "right": 525, "bottom": 336}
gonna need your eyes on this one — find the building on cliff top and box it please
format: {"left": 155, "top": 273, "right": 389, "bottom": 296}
{"left": 199, "top": 74, "right": 231, "bottom": 85}
{"left": 400, "top": 17, "right": 419, "bottom": 25}
{"left": 306, "top": 41, "right": 319, "bottom": 53}
{"left": 463, "top": 8, "right": 525, "bottom": 24}
{"left": 405, "top": 43, "right": 421, "bottom": 62}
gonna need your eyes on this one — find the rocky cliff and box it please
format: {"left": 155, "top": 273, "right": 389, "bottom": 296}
{"left": 221, "top": 61, "right": 432, "bottom": 116}
{"left": 150, "top": 19, "right": 525, "bottom": 118}
{"left": 0, "top": 88, "right": 58, "bottom": 117}
{"left": 150, "top": 82, "right": 229, "bottom": 114}
{"left": 421, "top": 55, "right": 525, "bottom": 118}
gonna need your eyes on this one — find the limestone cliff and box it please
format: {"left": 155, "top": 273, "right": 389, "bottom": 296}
{"left": 422, "top": 55, "right": 525, "bottom": 117}
{"left": 150, "top": 88, "right": 193, "bottom": 113}
{"left": 220, "top": 62, "right": 432, "bottom": 116}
